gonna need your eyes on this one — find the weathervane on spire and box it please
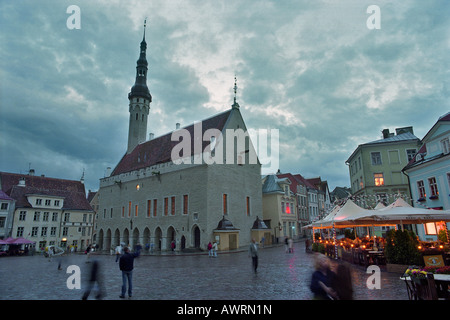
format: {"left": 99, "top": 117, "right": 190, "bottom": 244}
{"left": 232, "top": 74, "right": 240, "bottom": 109}
{"left": 234, "top": 75, "right": 238, "bottom": 103}
{"left": 143, "top": 17, "right": 147, "bottom": 40}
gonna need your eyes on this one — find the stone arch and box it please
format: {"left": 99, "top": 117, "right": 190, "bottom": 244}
{"left": 105, "top": 228, "right": 112, "bottom": 252}
{"left": 192, "top": 225, "right": 201, "bottom": 248}
{"left": 113, "top": 228, "right": 120, "bottom": 247}
{"left": 132, "top": 227, "right": 140, "bottom": 250}
{"left": 123, "top": 228, "right": 130, "bottom": 247}
{"left": 98, "top": 229, "right": 104, "bottom": 250}
{"left": 143, "top": 227, "right": 151, "bottom": 250}
{"left": 154, "top": 227, "right": 162, "bottom": 251}
{"left": 180, "top": 235, "right": 186, "bottom": 250}
{"left": 167, "top": 226, "right": 176, "bottom": 251}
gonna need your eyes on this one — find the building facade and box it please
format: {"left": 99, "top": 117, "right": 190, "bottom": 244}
{"left": 0, "top": 171, "right": 94, "bottom": 250}
{"left": 346, "top": 127, "right": 421, "bottom": 208}
{"left": 262, "top": 174, "right": 298, "bottom": 242}
{"left": 0, "top": 190, "right": 15, "bottom": 238}
{"left": 96, "top": 26, "right": 262, "bottom": 252}
{"left": 403, "top": 113, "right": 450, "bottom": 241}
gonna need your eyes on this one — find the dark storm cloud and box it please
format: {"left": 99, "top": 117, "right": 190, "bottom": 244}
{"left": 1, "top": 0, "right": 449, "bottom": 192}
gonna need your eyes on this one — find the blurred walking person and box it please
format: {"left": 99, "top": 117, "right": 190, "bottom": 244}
{"left": 248, "top": 238, "right": 259, "bottom": 274}
{"left": 331, "top": 262, "right": 353, "bottom": 300}
{"left": 115, "top": 244, "right": 122, "bottom": 263}
{"left": 310, "top": 254, "right": 337, "bottom": 300}
{"left": 119, "top": 246, "right": 140, "bottom": 299}
{"left": 212, "top": 241, "right": 218, "bottom": 257}
{"left": 82, "top": 259, "right": 106, "bottom": 300}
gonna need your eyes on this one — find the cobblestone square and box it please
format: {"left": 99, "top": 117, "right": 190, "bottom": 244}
{"left": 0, "top": 242, "right": 408, "bottom": 300}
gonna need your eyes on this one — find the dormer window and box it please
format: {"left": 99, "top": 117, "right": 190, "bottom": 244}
{"left": 441, "top": 138, "right": 449, "bottom": 154}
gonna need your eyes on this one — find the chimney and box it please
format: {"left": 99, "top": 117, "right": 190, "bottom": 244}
{"left": 149, "top": 133, "right": 154, "bottom": 140}
{"left": 105, "top": 167, "right": 112, "bottom": 177}
{"left": 395, "top": 126, "right": 414, "bottom": 136}
{"left": 28, "top": 169, "right": 35, "bottom": 176}
{"left": 382, "top": 129, "right": 390, "bottom": 139}
{"left": 176, "top": 123, "right": 180, "bottom": 130}
{"left": 18, "top": 178, "right": 26, "bottom": 187}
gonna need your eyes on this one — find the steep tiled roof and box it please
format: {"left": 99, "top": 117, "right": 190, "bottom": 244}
{"left": 112, "top": 109, "right": 232, "bottom": 175}
{"left": 262, "top": 175, "right": 284, "bottom": 194}
{"left": 0, "top": 172, "right": 92, "bottom": 211}
{"left": 0, "top": 190, "right": 13, "bottom": 201}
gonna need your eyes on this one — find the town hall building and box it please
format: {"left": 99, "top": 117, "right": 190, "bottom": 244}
{"left": 95, "top": 25, "right": 263, "bottom": 252}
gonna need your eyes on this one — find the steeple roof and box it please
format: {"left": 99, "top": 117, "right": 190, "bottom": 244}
{"left": 129, "top": 20, "right": 152, "bottom": 101}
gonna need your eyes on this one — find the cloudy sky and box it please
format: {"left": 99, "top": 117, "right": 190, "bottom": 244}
{"left": 0, "top": 0, "right": 448, "bottom": 193}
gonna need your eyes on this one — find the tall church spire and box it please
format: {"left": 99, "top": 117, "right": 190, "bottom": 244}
{"left": 129, "top": 19, "right": 152, "bottom": 102}
{"left": 127, "top": 20, "right": 152, "bottom": 154}
{"left": 231, "top": 75, "right": 240, "bottom": 109}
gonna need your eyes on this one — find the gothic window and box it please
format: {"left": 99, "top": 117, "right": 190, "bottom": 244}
{"left": 223, "top": 194, "right": 228, "bottom": 215}
{"left": 171, "top": 196, "right": 176, "bottom": 215}
{"left": 183, "top": 195, "right": 189, "bottom": 215}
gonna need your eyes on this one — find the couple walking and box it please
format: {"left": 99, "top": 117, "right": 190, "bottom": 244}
{"left": 208, "top": 241, "right": 218, "bottom": 257}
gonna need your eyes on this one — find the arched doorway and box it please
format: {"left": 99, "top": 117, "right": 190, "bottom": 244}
{"left": 143, "top": 227, "right": 151, "bottom": 251}
{"left": 123, "top": 228, "right": 130, "bottom": 247}
{"left": 132, "top": 228, "right": 139, "bottom": 250}
{"left": 98, "top": 229, "right": 104, "bottom": 250}
{"left": 114, "top": 228, "right": 121, "bottom": 247}
{"left": 105, "top": 229, "right": 112, "bottom": 252}
{"left": 154, "top": 227, "right": 162, "bottom": 251}
{"left": 180, "top": 236, "right": 186, "bottom": 250}
{"left": 167, "top": 226, "right": 176, "bottom": 251}
{"left": 193, "top": 226, "right": 201, "bottom": 248}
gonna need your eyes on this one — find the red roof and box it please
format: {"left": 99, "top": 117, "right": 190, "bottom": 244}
{"left": 0, "top": 172, "right": 92, "bottom": 211}
{"left": 112, "top": 109, "right": 232, "bottom": 175}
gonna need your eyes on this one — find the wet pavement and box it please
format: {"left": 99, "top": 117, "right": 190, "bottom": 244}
{"left": 0, "top": 241, "right": 409, "bottom": 300}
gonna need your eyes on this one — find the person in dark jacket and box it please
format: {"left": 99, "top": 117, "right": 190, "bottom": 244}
{"left": 119, "top": 246, "right": 140, "bottom": 299}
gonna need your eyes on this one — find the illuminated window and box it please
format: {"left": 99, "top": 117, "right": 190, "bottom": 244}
{"left": 286, "top": 203, "right": 291, "bottom": 214}
{"left": 246, "top": 197, "right": 250, "bottom": 216}
{"left": 164, "top": 198, "right": 168, "bottom": 216}
{"left": 223, "top": 194, "right": 228, "bottom": 215}
{"left": 183, "top": 195, "right": 189, "bottom": 215}
{"left": 128, "top": 201, "right": 131, "bottom": 218}
{"left": 136, "top": 184, "right": 140, "bottom": 190}
{"left": 135, "top": 205, "right": 138, "bottom": 217}
{"left": 153, "top": 199, "right": 157, "bottom": 217}
{"left": 171, "top": 196, "right": 176, "bottom": 215}
{"left": 374, "top": 173, "right": 384, "bottom": 186}
{"left": 424, "top": 222, "right": 437, "bottom": 235}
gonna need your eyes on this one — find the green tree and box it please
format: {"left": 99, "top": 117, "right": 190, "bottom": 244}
{"left": 385, "top": 229, "right": 422, "bottom": 265}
